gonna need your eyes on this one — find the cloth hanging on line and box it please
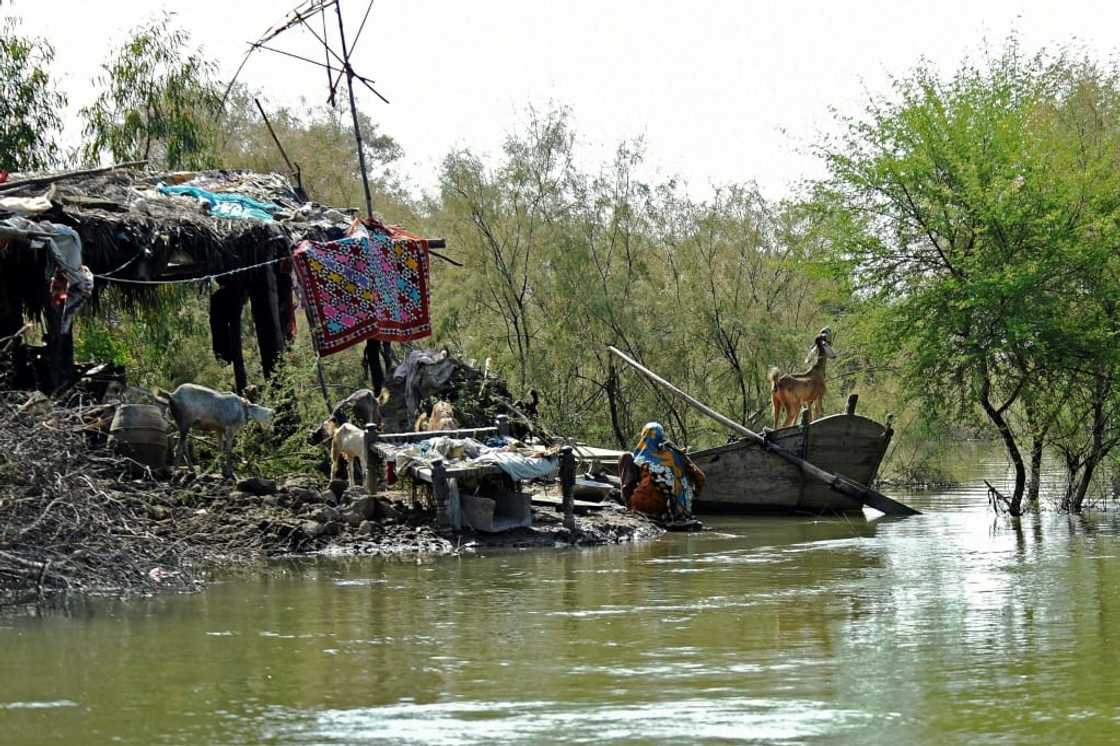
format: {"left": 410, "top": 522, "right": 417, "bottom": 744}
{"left": 209, "top": 283, "right": 245, "bottom": 365}
{"left": 157, "top": 183, "right": 279, "bottom": 222}
{"left": 292, "top": 221, "right": 431, "bottom": 356}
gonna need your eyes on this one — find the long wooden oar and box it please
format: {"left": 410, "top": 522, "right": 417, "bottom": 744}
{"left": 608, "top": 346, "right": 920, "bottom": 517}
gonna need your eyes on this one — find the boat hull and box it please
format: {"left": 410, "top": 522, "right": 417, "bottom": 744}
{"left": 690, "top": 413, "right": 892, "bottom": 515}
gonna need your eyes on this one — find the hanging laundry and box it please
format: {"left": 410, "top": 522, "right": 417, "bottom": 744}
{"left": 276, "top": 258, "right": 297, "bottom": 343}
{"left": 157, "top": 183, "right": 279, "bottom": 222}
{"left": 209, "top": 283, "right": 245, "bottom": 365}
{"left": 292, "top": 222, "right": 431, "bottom": 356}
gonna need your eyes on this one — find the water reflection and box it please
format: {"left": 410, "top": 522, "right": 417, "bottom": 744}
{"left": 5, "top": 454, "right": 1120, "bottom": 743}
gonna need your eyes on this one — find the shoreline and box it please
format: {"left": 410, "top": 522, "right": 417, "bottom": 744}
{"left": 0, "top": 453, "right": 663, "bottom": 609}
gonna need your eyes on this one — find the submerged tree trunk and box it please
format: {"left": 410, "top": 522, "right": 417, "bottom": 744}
{"left": 977, "top": 369, "right": 1026, "bottom": 515}
{"left": 1027, "top": 435, "right": 1045, "bottom": 506}
{"left": 1070, "top": 379, "right": 1109, "bottom": 513}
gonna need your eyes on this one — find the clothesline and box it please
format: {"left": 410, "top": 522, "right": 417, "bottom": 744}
{"left": 94, "top": 239, "right": 458, "bottom": 285}
{"left": 94, "top": 255, "right": 289, "bottom": 285}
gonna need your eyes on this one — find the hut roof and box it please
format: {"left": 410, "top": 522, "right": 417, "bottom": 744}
{"left": 0, "top": 165, "right": 359, "bottom": 283}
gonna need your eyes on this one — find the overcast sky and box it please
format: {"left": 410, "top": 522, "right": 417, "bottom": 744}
{"left": 14, "top": 1, "right": 1119, "bottom": 198}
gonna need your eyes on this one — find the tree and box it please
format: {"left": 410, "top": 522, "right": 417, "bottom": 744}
{"left": 0, "top": 15, "right": 66, "bottom": 171}
{"left": 81, "top": 15, "right": 221, "bottom": 169}
{"left": 438, "top": 107, "right": 576, "bottom": 392}
{"left": 821, "top": 41, "right": 1120, "bottom": 513}
{"left": 431, "top": 107, "right": 840, "bottom": 449}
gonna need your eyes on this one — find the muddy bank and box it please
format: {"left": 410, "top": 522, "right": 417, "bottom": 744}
{"left": 0, "top": 396, "right": 661, "bottom": 607}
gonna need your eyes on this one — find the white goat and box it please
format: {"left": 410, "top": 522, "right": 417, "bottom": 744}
{"left": 157, "top": 383, "right": 273, "bottom": 477}
{"left": 320, "top": 419, "right": 368, "bottom": 486}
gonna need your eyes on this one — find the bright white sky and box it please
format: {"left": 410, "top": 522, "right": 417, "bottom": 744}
{"left": 14, "top": 0, "right": 1120, "bottom": 199}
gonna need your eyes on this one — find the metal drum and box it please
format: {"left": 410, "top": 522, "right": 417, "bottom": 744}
{"left": 109, "top": 404, "right": 170, "bottom": 470}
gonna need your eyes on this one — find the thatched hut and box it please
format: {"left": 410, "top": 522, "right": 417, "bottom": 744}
{"left": 0, "top": 164, "right": 436, "bottom": 395}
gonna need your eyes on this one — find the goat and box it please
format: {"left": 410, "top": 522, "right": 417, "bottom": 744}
{"left": 769, "top": 328, "right": 837, "bottom": 428}
{"left": 414, "top": 400, "right": 460, "bottom": 432}
{"left": 427, "top": 401, "right": 460, "bottom": 431}
{"left": 157, "top": 383, "right": 273, "bottom": 477}
{"left": 317, "top": 419, "right": 368, "bottom": 486}
{"left": 307, "top": 388, "right": 386, "bottom": 446}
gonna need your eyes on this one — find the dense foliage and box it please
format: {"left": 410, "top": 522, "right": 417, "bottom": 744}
{"left": 80, "top": 15, "right": 221, "bottom": 169}
{"left": 433, "top": 108, "right": 843, "bottom": 448}
{"left": 820, "top": 42, "right": 1120, "bottom": 512}
{"left": 0, "top": 15, "right": 66, "bottom": 171}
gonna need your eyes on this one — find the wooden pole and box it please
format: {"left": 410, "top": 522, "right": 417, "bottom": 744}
{"left": 431, "top": 459, "right": 451, "bottom": 531}
{"left": 363, "top": 423, "right": 381, "bottom": 494}
{"left": 607, "top": 346, "right": 920, "bottom": 517}
{"left": 334, "top": 0, "right": 375, "bottom": 220}
{"left": 560, "top": 446, "right": 576, "bottom": 531}
{"left": 799, "top": 407, "right": 811, "bottom": 459}
{"left": 254, "top": 98, "right": 297, "bottom": 176}
{"left": 0, "top": 160, "right": 148, "bottom": 193}
{"left": 315, "top": 357, "right": 332, "bottom": 412}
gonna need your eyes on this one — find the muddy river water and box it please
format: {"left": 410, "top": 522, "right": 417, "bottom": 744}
{"left": 5, "top": 448, "right": 1120, "bottom": 744}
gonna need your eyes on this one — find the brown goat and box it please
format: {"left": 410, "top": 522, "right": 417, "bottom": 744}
{"left": 769, "top": 329, "right": 837, "bottom": 428}
{"left": 414, "top": 400, "right": 461, "bottom": 432}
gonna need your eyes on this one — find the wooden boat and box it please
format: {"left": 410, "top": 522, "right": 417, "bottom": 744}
{"left": 607, "top": 346, "right": 918, "bottom": 517}
{"left": 690, "top": 406, "right": 893, "bottom": 515}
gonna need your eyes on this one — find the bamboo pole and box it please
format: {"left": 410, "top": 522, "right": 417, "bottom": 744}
{"left": 607, "top": 346, "right": 920, "bottom": 517}
{"left": 334, "top": 0, "right": 375, "bottom": 221}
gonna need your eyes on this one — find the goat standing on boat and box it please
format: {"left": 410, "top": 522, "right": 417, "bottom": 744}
{"left": 158, "top": 384, "right": 273, "bottom": 478}
{"left": 769, "top": 328, "right": 837, "bottom": 428}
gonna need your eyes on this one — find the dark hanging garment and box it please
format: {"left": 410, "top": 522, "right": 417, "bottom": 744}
{"left": 209, "top": 283, "right": 244, "bottom": 365}
{"left": 249, "top": 266, "right": 284, "bottom": 378}
{"left": 276, "top": 259, "right": 297, "bottom": 344}
{"left": 210, "top": 281, "right": 249, "bottom": 393}
{"left": 364, "top": 340, "right": 395, "bottom": 397}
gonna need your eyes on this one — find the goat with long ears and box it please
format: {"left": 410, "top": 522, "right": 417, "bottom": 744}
{"left": 769, "top": 328, "right": 837, "bottom": 428}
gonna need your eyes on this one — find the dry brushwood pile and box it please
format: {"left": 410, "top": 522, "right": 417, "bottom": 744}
{"left": 0, "top": 392, "right": 209, "bottom": 604}
{"left": 0, "top": 392, "right": 456, "bottom": 606}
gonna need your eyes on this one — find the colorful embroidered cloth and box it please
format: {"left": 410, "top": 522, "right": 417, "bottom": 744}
{"left": 292, "top": 223, "right": 431, "bottom": 355}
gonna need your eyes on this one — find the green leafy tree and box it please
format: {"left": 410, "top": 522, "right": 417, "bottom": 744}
{"left": 81, "top": 15, "right": 220, "bottom": 169}
{"left": 433, "top": 107, "right": 841, "bottom": 449}
{"left": 0, "top": 15, "right": 66, "bottom": 171}
{"left": 821, "top": 41, "right": 1120, "bottom": 513}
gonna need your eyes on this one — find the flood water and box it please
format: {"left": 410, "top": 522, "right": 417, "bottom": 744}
{"left": 4, "top": 447, "right": 1120, "bottom": 744}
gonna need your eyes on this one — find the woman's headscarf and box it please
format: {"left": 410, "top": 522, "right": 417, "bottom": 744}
{"left": 632, "top": 422, "right": 695, "bottom": 514}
